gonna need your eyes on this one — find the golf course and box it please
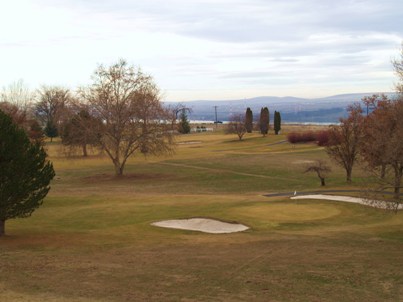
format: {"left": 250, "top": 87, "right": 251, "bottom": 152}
{"left": 1, "top": 125, "right": 402, "bottom": 301}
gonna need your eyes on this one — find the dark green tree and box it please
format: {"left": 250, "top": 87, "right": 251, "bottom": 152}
{"left": 178, "top": 110, "right": 191, "bottom": 134}
{"left": 245, "top": 107, "right": 253, "bottom": 133}
{"left": 44, "top": 120, "right": 58, "bottom": 142}
{"left": 0, "top": 110, "right": 55, "bottom": 236}
{"left": 259, "top": 107, "right": 269, "bottom": 136}
{"left": 274, "top": 111, "right": 281, "bottom": 135}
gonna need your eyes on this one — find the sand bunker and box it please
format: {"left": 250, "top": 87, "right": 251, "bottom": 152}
{"left": 291, "top": 194, "right": 403, "bottom": 210}
{"left": 151, "top": 218, "right": 249, "bottom": 234}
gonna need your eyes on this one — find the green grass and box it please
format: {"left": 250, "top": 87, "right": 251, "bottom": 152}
{"left": 1, "top": 131, "right": 403, "bottom": 301}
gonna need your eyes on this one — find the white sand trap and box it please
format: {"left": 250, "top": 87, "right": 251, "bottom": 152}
{"left": 152, "top": 218, "right": 249, "bottom": 234}
{"left": 291, "top": 194, "right": 403, "bottom": 210}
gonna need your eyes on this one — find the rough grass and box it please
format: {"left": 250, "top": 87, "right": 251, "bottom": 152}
{"left": 1, "top": 130, "right": 403, "bottom": 301}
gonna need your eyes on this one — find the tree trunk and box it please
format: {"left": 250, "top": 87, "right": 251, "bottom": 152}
{"left": 320, "top": 177, "right": 325, "bottom": 186}
{"left": 346, "top": 168, "right": 352, "bottom": 183}
{"left": 381, "top": 164, "right": 386, "bottom": 179}
{"left": 114, "top": 162, "right": 124, "bottom": 177}
{"left": 82, "top": 144, "right": 88, "bottom": 157}
{"left": 0, "top": 220, "right": 5, "bottom": 236}
{"left": 394, "top": 167, "right": 402, "bottom": 200}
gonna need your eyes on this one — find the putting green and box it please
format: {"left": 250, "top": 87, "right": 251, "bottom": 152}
{"left": 231, "top": 203, "right": 341, "bottom": 223}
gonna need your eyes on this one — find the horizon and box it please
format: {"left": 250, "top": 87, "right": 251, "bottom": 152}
{"left": 164, "top": 91, "right": 395, "bottom": 103}
{"left": 1, "top": 0, "right": 402, "bottom": 101}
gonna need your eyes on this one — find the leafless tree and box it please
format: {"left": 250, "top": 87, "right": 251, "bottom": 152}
{"left": 304, "top": 160, "right": 331, "bottom": 186}
{"left": 0, "top": 80, "right": 43, "bottom": 142}
{"left": 0, "top": 80, "right": 34, "bottom": 126}
{"left": 360, "top": 98, "right": 403, "bottom": 208}
{"left": 60, "top": 106, "right": 102, "bottom": 157}
{"left": 81, "top": 59, "right": 175, "bottom": 176}
{"left": 361, "top": 94, "right": 390, "bottom": 177}
{"left": 393, "top": 43, "right": 403, "bottom": 95}
{"left": 226, "top": 114, "right": 247, "bottom": 140}
{"left": 0, "top": 101, "right": 27, "bottom": 127}
{"left": 166, "top": 103, "right": 192, "bottom": 132}
{"left": 35, "top": 86, "right": 71, "bottom": 126}
{"left": 325, "top": 105, "right": 363, "bottom": 183}
{"left": 1, "top": 80, "right": 33, "bottom": 110}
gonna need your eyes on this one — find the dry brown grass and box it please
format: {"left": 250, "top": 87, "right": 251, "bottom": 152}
{"left": 1, "top": 130, "right": 403, "bottom": 301}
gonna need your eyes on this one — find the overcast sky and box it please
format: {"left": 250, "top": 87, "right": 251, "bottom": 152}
{"left": 1, "top": 0, "right": 402, "bottom": 101}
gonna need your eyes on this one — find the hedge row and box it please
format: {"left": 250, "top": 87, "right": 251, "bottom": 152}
{"left": 287, "top": 130, "right": 329, "bottom": 146}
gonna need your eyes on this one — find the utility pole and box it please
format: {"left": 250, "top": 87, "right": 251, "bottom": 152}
{"left": 213, "top": 106, "right": 218, "bottom": 128}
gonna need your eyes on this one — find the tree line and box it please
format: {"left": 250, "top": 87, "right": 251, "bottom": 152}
{"left": 308, "top": 47, "right": 403, "bottom": 210}
{"left": 226, "top": 107, "right": 281, "bottom": 140}
{"left": 0, "top": 60, "right": 179, "bottom": 176}
{"left": 0, "top": 59, "right": 180, "bottom": 236}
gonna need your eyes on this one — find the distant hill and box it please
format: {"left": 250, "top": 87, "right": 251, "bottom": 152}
{"left": 166, "top": 93, "right": 395, "bottom": 123}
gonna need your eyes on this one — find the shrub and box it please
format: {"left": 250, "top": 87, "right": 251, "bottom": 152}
{"left": 287, "top": 131, "right": 316, "bottom": 143}
{"left": 316, "top": 130, "right": 330, "bottom": 146}
{"left": 287, "top": 130, "right": 330, "bottom": 145}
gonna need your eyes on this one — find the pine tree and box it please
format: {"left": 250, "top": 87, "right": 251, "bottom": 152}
{"left": 259, "top": 107, "right": 269, "bottom": 135}
{"left": 178, "top": 110, "right": 191, "bottom": 134}
{"left": 0, "top": 110, "right": 55, "bottom": 236}
{"left": 245, "top": 107, "right": 253, "bottom": 133}
{"left": 44, "top": 120, "right": 58, "bottom": 142}
{"left": 274, "top": 111, "right": 281, "bottom": 135}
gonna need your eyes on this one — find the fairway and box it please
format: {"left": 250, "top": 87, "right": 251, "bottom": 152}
{"left": 1, "top": 130, "right": 403, "bottom": 301}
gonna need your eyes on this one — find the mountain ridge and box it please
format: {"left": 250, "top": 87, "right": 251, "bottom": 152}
{"left": 166, "top": 92, "right": 395, "bottom": 123}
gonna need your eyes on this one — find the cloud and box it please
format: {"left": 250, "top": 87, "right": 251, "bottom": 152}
{"left": 0, "top": 0, "right": 402, "bottom": 100}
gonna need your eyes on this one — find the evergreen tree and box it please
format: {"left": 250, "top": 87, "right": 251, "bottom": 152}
{"left": 274, "top": 111, "right": 281, "bottom": 135}
{"left": 0, "top": 110, "right": 55, "bottom": 236}
{"left": 245, "top": 107, "right": 253, "bottom": 133}
{"left": 178, "top": 110, "right": 191, "bottom": 134}
{"left": 259, "top": 107, "right": 269, "bottom": 135}
{"left": 44, "top": 120, "right": 58, "bottom": 142}
{"left": 267, "top": 108, "right": 270, "bottom": 133}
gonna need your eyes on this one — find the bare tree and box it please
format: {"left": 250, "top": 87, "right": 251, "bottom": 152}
{"left": 325, "top": 105, "right": 363, "bottom": 183}
{"left": 360, "top": 98, "right": 403, "bottom": 206}
{"left": 35, "top": 86, "right": 71, "bottom": 141}
{"left": 360, "top": 94, "right": 391, "bottom": 178}
{"left": 0, "top": 80, "right": 34, "bottom": 127}
{"left": 81, "top": 59, "right": 174, "bottom": 176}
{"left": 167, "top": 103, "right": 192, "bottom": 132}
{"left": 304, "top": 160, "right": 331, "bottom": 186}
{"left": 0, "top": 81, "right": 42, "bottom": 142}
{"left": 60, "top": 107, "right": 102, "bottom": 157}
{"left": 1, "top": 80, "right": 33, "bottom": 110}
{"left": 226, "top": 114, "right": 247, "bottom": 140}
{"left": 393, "top": 43, "right": 403, "bottom": 95}
{"left": 0, "top": 101, "right": 27, "bottom": 127}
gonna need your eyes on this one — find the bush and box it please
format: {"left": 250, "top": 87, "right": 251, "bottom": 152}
{"left": 287, "top": 130, "right": 330, "bottom": 146}
{"left": 316, "top": 130, "right": 330, "bottom": 146}
{"left": 287, "top": 131, "right": 316, "bottom": 143}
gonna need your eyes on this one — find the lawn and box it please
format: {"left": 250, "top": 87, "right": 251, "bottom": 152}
{"left": 1, "top": 129, "right": 402, "bottom": 301}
